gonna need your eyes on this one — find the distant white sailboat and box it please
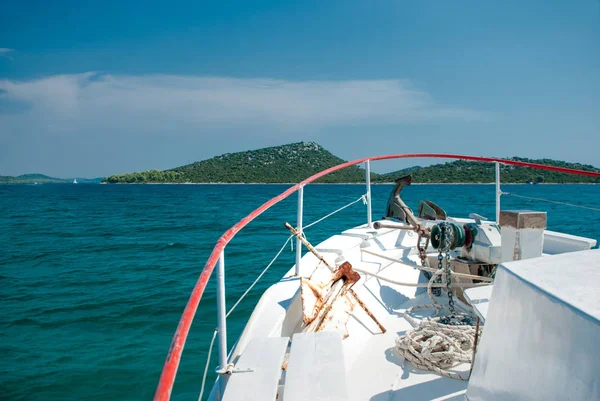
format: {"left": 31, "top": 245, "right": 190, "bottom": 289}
{"left": 73, "top": 178, "right": 78, "bottom": 184}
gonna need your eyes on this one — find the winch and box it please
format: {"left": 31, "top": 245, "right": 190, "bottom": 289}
{"left": 429, "top": 217, "right": 502, "bottom": 265}
{"left": 430, "top": 222, "right": 465, "bottom": 250}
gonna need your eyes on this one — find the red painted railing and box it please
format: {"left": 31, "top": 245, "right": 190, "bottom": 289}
{"left": 154, "top": 153, "right": 600, "bottom": 400}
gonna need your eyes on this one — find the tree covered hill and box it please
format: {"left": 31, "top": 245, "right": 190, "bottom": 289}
{"left": 374, "top": 158, "right": 600, "bottom": 184}
{"left": 374, "top": 166, "right": 422, "bottom": 183}
{"left": 104, "top": 142, "right": 366, "bottom": 183}
{"left": 102, "top": 143, "right": 600, "bottom": 184}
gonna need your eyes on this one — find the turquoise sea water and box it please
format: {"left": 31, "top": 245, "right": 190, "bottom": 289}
{"left": 1, "top": 184, "right": 598, "bottom": 400}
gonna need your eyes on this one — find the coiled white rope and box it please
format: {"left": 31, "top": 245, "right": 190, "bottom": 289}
{"left": 396, "top": 264, "right": 483, "bottom": 380}
{"left": 396, "top": 318, "right": 477, "bottom": 380}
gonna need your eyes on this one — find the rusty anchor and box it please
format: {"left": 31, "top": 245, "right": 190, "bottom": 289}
{"left": 285, "top": 222, "right": 386, "bottom": 335}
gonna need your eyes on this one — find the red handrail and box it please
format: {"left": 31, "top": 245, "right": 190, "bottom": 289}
{"left": 154, "top": 153, "right": 600, "bottom": 400}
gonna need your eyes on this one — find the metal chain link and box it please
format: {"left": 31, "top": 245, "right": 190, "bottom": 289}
{"left": 441, "top": 223, "right": 456, "bottom": 315}
{"left": 435, "top": 247, "right": 444, "bottom": 296}
{"left": 433, "top": 222, "right": 479, "bottom": 325}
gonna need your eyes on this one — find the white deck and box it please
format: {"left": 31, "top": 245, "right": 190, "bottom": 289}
{"left": 210, "top": 220, "right": 598, "bottom": 401}
{"left": 285, "top": 332, "right": 348, "bottom": 401}
{"left": 346, "top": 292, "right": 468, "bottom": 401}
{"left": 222, "top": 337, "right": 289, "bottom": 401}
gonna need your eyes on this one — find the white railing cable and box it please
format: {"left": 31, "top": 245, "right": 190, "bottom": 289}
{"left": 303, "top": 194, "right": 367, "bottom": 231}
{"left": 365, "top": 160, "right": 373, "bottom": 228}
{"left": 198, "top": 329, "right": 218, "bottom": 401}
{"left": 502, "top": 192, "right": 600, "bottom": 212}
{"left": 226, "top": 235, "right": 294, "bottom": 318}
{"left": 226, "top": 194, "right": 367, "bottom": 319}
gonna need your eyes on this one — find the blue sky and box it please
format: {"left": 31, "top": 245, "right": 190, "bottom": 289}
{"left": 1, "top": 0, "right": 599, "bottom": 177}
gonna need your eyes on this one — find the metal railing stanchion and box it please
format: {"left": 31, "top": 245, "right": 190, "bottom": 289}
{"left": 365, "top": 160, "right": 373, "bottom": 228}
{"left": 216, "top": 250, "right": 228, "bottom": 388}
{"left": 295, "top": 186, "right": 304, "bottom": 276}
{"left": 495, "top": 162, "right": 501, "bottom": 223}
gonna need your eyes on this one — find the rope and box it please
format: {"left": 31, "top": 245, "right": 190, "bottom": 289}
{"left": 396, "top": 259, "right": 483, "bottom": 380}
{"left": 502, "top": 192, "right": 600, "bottom": 212}
{"left": 352, "top": 266, "right": 492, "bottom": 289}
{"left": 303, "top": 195, "right": 366, "bottom": 230}
{"left": 396, "top": 319, "right": 478, "bottom": 380}
{"left": 361, "top": 249, "right": 494, "bottom": 282}
{"left": 198, "top": 329, "right": 218, "bottom": 401}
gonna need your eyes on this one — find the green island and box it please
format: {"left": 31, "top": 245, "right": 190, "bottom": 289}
{"left": 102, "top": 142, "right": 600, "bottom": 184}
{"left": 104, "top": 142, "right": 366, "bottom": 184}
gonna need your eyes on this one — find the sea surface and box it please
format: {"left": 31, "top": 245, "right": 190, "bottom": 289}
{"left": 1, "top": 183, "right": 599, "bottom": 400}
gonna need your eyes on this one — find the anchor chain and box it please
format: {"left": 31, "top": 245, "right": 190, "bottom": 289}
{"left": 442, "top": 223, "right": 456, "bottom": 315}
{"left": 433, "top": 222, "right": 474, "bottom": 326}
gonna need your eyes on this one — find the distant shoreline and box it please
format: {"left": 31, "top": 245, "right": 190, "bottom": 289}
{"left": 97, "top": 182, "right": 598, "bottom": 185}
{"left": 3, "top": 180, "right": 592, "bottom": 185}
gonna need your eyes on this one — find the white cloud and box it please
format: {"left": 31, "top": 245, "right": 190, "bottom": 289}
{"left": 0, "top": 73, "right": 490, "bottom": 176}
{"left": 0, "top": 72, "right": 487, "bottom": 129}
{"left": 0, "top": 48, "right": 15, "bottom": 60}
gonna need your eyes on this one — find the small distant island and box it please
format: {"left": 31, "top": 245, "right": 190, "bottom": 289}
{"left": 0, "top": 174, "right": 103, "bottom": 184}
{"left": 2, "top": 142, "right": 598, "bottom": 184}
{"left": 102, "top": 142, "right": 600, "bottom": 184}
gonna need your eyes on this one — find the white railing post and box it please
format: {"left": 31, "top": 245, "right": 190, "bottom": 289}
{"left": 495, "top": 162, "right": 501, "bottom": 223}
{"left": 365, "top": 160, "right": 373, "bottom": 228}
{"left": 216, "top": 250, "right": 228, "bottom": 377}
{"left": 295, "top": 186, "right": 304, "bottom": 276}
